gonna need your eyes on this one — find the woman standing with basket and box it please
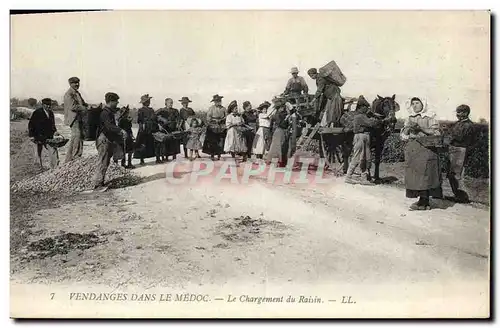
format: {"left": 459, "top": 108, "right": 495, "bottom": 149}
{"left": 400, "top": 97, "right": 443, "bottom": 211}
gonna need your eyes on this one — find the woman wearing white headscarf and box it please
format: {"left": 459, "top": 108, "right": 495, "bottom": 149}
{"left": 400, "top": 97, "right": 443, "bottom": 211}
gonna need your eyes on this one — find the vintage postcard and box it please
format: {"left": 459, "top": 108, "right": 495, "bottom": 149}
{"left": 10, "top": 10, "right": 490, "bottom": 318}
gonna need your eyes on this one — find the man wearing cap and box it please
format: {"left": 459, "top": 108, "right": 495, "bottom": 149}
{"left": 178, "top": 97, "right": 196, "bottom": 158}
{"left": 283, "top": 67, "right": 309, "bottom": 97}
{"left": 28, "top": 98, "right": 61, "bottom": 169}
{"left": 203, "top": 94, "right": 227, "bottom": 160}
{"left": 134, "top": 94, "right": 159, "bottom": 165}
{"left": 307, "top": 68, "right": 343, "bottom": 127}
{"left": 345, "top": 96, "right": 381, "bottom": 185}
{"left": 93, "top": 92, "right": 126, "bottom": 191}
{"left": 63, "top": 76, "right": 88, "bottom": 163}
{"left": 447, "top": 104, "right": 475, "bottom": 203}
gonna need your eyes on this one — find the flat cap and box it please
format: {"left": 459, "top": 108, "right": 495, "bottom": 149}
{"left": 68, "top": 77, "right": 80, "bottom": 83}
{"left": 105, "top": 92, "right": 120, "bottom": 103}
{"left": 41, "top": 98, "right": 53, "bottom": 105}
{"left": 456, "top": 104, "right": 471, "bottom": 114}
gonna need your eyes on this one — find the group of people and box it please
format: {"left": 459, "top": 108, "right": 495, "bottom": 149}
{"left": 27, "top": 70, "right": 477, "bottom": 206}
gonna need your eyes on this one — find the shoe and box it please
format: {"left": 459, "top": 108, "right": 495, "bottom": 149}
{"left": 345, "top": 176, "right": 357, "bottom": 184}
{"left": 140, "top": 160, "right": 145, "bottom": 165}
{"left": 93, "top": 185, "right": 108, "bottom": 193}
{"left": 409, "top": 202, "right": 431, "bottom": 211}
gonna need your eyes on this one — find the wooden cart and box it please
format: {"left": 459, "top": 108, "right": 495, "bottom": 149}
{"left": 282, "top": 94, "right": 358, "bottom": 170}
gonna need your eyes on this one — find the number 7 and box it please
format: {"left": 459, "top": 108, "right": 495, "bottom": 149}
{"left": 50, "top": 293, "right": 55, "bottom": 300}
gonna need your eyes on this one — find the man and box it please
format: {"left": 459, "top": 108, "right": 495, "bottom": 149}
{"left": 178, "top": 96, "right": 196, "bottom": 158}
{"left": 203, "top": 94, "right": 227, "bottom": 160}
{"left": 283, "top": 67, "right": 309, "bottom": 97}
{"left": 64, "top": 76, "right": 88, "bottom": 163}
{"left": 93, "top": 92, "right": 126, "bottom": 192}
{"left": 307, "top": 68, "right": 343, "bottom": 127}
{"left": 157, "top": 98, "right": 181, "bottom": 162}
{"left": 28, "top": 98, "right": 60, "bottom": 169}
{"left": 345, "top": 96, "right": 380, "bottom": 185}
{"left": 134, "top": 94, "right": 159, "bottom": 165}
{"left": 447, "top": 104, "right": 475, "bottom": 203}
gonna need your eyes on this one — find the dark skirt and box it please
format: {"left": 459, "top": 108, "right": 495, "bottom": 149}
{"left": 133, "top": 131, "right": 157, "bottom": 159}
{"left": 404, "top": 139, "right": 443, "bottom": 198}
{"left": 203, "top": 128, "right": 226, "bottom": 156}
{"left": 245, "top": 128, "right": 256, "bottom": 155}
{"left": 165, "top": 138, "right": 181, "bottom": 156}
{"left": 266, "top": 127, "right": 289, "bottom": 163}
{"left": 263, "top": 127, "right": 272, "bottom": 151}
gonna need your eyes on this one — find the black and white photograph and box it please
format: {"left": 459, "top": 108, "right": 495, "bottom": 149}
{"left": 9, "top": 10, "right": 491, "bottom": 318}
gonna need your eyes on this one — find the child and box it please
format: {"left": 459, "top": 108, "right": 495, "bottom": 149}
{"left": 186, "top": 118, "right": 203, "bottom": 160}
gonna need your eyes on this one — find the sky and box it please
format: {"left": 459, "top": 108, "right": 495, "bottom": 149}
{"left": 10, "top": 10, "right": 490, "bottom": 121}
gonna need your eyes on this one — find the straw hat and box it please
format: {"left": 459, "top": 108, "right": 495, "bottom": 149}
{"left": 179, "top": 96, "right": 193, "bottom": 103}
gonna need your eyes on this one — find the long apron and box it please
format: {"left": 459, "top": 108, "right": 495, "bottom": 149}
{"left": 266, "top": 127, "right": 289, "bottom": 164}
{"left": 404, "top": 139, "right": 443, "bottom": 198}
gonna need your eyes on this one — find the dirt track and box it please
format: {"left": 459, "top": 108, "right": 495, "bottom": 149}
{"left": 10, "top": 117, "right": 490, "bottom": 317}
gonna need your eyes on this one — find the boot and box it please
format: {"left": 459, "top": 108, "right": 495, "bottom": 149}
{"left": 140, "top": 159, "right": 145, "bottom": 165}
{"left": 184, "top": 147, "right": 189, "bottom": 158}
{"left": 121, "top": 159, "right": 126, "bottom": 168}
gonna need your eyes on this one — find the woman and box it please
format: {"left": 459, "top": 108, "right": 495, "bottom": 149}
{"left": 252, "top": 101, "right": 274, "bottom": 159}
{"left": 203, "top": 94, "right": 227, "bottom": 160}
{"left": 266, "top": 98, "right": 290, "bottom": 167}
{"left": 178, "top": 96, "right": 196, "bottom": 158}
{"left": 157, "top": 98, "right": 181, "bottom": 162}
{"left": 224, "top": 100, "right": 248, "bottom": 161}
{"left": 241, "top": 101, "right": 258, "bottom": 159}
{"left": 400, "top": 97, "right": 443, "bottom": 211}
{"left": 113, "top": 106, "right": 135, "bottom": 169}
{"left": 134, "top": 94, "right": 159, "bottom": 165}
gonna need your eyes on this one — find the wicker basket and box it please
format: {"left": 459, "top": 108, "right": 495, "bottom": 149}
{"left": 417, "top": 135, "right": 451, "bottom": 148}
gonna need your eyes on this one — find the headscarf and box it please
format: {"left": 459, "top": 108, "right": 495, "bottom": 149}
{"left": 405, "top": 97, "right": 435, "bottom": 118}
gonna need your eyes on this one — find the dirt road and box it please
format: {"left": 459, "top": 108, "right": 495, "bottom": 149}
{"left": 10, "top": 117, "right": 490, "bottom": 318}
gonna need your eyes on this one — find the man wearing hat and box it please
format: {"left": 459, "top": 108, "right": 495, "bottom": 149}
{"left": 178, "top": 97, "right": 196, "bottom": 158}
{"left": 447, "top": 104, "right": 475, "bottom": 203}
{"left": 28, "top": 98, "right": 61, "bottom": 169}
{"left": 134, "top": 94, "right": 159, "bottom": 165}
{"left": 307, "top": 68, "right": 343, "bottom": 127}
{"left": 63, "top": 76, "right": 88, "bottom": 163}
{"left": 283, "top": 67, "right": 309, "bottom": 97}
{"left": 203, "top": 94, "right": 227, "bottom": 160}
{"left": 93, "top": 92, "right": 126, "bottom": 191}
